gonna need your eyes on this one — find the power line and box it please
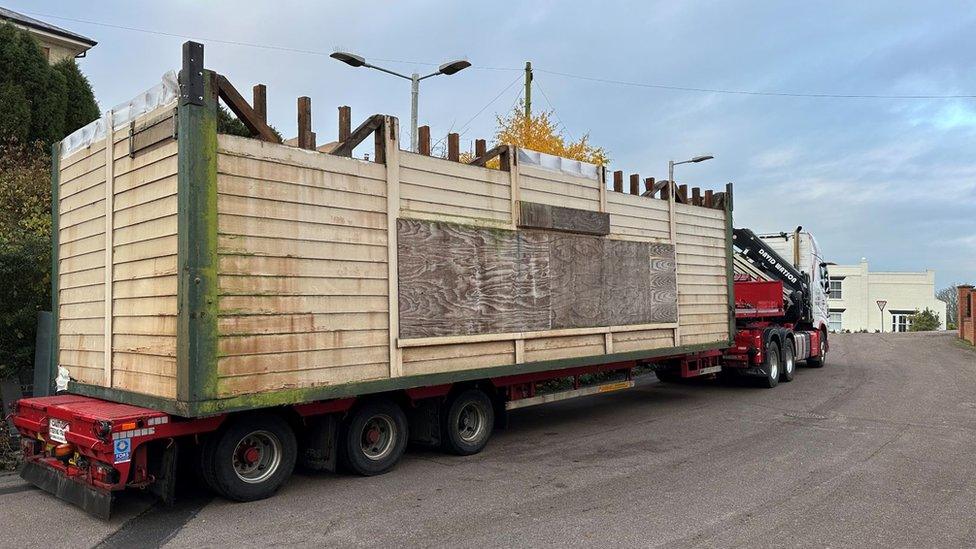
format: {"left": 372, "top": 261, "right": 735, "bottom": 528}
{"left": 25, "top": 10, "right": 976, "bottom": 100}
{"left": 534, "top": 77, "right": 574, "bottom": 141}
{"left": 533, "top": 68, "right": 976, "bottom": 100}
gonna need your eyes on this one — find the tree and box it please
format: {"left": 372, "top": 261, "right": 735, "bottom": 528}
{"left": 0, "top": 23, "right": 99, "bottom": 146}
{"left": 217, "top": 105, "right": 282, "bottom": 141}
{"left": 936, "top": 285, "right": 960, "bottom": 328}
{"left": 0, "top": 138, "right": 52, "bottom": 382}
{"left": 908, "top": 308, "right": 941, "bottom": 332}
{"left": 490, "top": 99, "right": 609, "bottom": 165}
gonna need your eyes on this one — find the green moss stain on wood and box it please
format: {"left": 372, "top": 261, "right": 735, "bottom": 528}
{"left": 177, "top": 70, "right": 220, "bottom": 402}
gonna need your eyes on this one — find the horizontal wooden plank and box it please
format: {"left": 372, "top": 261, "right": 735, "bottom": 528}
{"left": 218, "top": 194, "right": 387, "bottom": 231}
{"left": 114, "top": 235, "right": 178, "bottom": 264}
{"left": 218, "top": 345, "right": 389, "bottom": 376}
{"left": 113, "top": 334, "right": 177, "bottom": 358}
{"left": 219, "top": 329, "right": 387, "bottom": 356}
{"left": 60, "top": 198, "right": 105, "bottom": 230}
{"left": 218, "top": 172, "right": 387, "bottom": 214}
{"left": 219, "top": 275, "right": 387, "bottom": 297}
{"left": 518, "top": 201, "right": 609, "bottom": 236}
{"left": 60, "top": 233, "right": 104, "bottom": 259}
{"left": 400, "top": 151, "right": 509, "bottom": 185}
{"left": 113, "top": 295, "right": 178, "bottom": 316}
{"left": 113, "top": 215, "right": 178, "bottom": 246}
{"left": 60, "top": 216, "right": 105, "bottom": 245}
{"left": 396, "top": 322, "right": 678, "bottom": 348}
{"left": 401, "top": 351, "right": 514, "bottom": 376}
{"left": 219, "top": 295, "right": 388, "bottom": 316}
{"left": 112, "top": 369, "right": 176, "bottom": 399}
{"left": 60, "top": 139, "right": 106, "bottom": 170}
{"left": 60, "top": 267, "right": 103, "bottom": 290}
{"left": 60, "top": 284, "right": 105, "bottom": 305}
{"left": 217, "top": 362, "right": 389, "bottom": 398}
{"left": 399, "top": 168, "right": 510, "bottom": 198}
{"left": 520, "top": 171, "right": 601, "bottom": 201}
{"left": 219, "top": 255, "right": 387, "bottom": 279}
{"left": 59, "top": 349, "right": 104, "bottom": 369}
{"left": 60, "top": 179, "right": 105, "bottom": 213}
{"left": 113, "top": 154, "right": 177, "bottom": 195}
{"left": 519, "top": 188, "right": 596, "bottom": 212}
{"left": 114, "top": 194, "right": 178, "bottom": 229}
{"left": 524, "top": 334, "right": 604, "bottom": 352}
{"left": 218, "top": 153, "right": 389, "bottom": 196}
{"left": 400, "top": 181, "right": 511, "bottom": 214}
{"left": 114, "top": 275, "right": 178, "bottom": 300}
{"left": 111, "top": 139, "right": 178, "bottom": 179}
{"left": 217, "top": 234, "right": 386, "bottom": 263}
{"left": 218, "top": 134, "right": 388, "bottom": 181}
{"left": 113, "top": 255, "right": 178, "bottom": 281}
{"left": 114, "top": 174, "right": 177, "bottom": 211}
{"left": 114, "top": 315, "right": 177, "bottom": 336}
{"left": 218, "top": 214, "right": 387, "bottom": 246}
{"left": 217, "top": 312, "right": 389, "bottom": 335}
{"left": 60, "top": 250, "right": 104, "bottom": 274}
{"left": 59, "top": 318, "right": 103, "bottom": 335}
{"left": 524, "top": 342, "right": 605, "bottom": 362}
{"left": 60, "top": 152, "right": 105, "bottom": 189}
{"left": 60, "top": 334, "right": 103, "bottom": 352}
{"left": 402, "top": 340, "right": 514, "bottom": 362}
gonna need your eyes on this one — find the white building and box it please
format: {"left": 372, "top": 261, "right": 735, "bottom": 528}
{"left": 826, "top": 259, "right": 947, "bottom": 332}
{"left": 0, "top": 7, "right": 96, "bottom": 64}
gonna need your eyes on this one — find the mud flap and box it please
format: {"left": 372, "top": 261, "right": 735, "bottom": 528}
{"left": 19, "top": 461, "right": 113, "bottom": 519}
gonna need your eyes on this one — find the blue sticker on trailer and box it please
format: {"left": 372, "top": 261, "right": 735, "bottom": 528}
{"left": 114, "top": 438, "right": 131, "bottom": 464}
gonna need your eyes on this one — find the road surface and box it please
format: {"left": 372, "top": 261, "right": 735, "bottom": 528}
{"left": 2, "top": 332, "right": 975, "bottom": 548}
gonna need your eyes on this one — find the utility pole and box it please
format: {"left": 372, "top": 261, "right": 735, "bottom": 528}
{"left": 524, "top": 61, "right": 533, "bottom": 119}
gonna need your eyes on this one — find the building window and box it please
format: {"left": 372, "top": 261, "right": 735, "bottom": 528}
{"left": 891, "top": 312, "right": 912, "bottom": 333}
{"left": 828, "top": 310, "right": 843, "bottom": 332}
{"left": 828, "top": 278, "right": 843, "bottom": 299}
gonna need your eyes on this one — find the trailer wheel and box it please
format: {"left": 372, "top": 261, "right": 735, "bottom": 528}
{"left": 201, "top": 413, "right": 297, "bottom": 502}
{"left": 807, "top": 333, "right": 827, "bottom": 368}
{"left": 339, "top": 399, "right": 408, "bottom": 476}
{"left": 759, "top": 341, "right": 781, "bottom": 388}
{"left": 780, "top": 339, "right": 796, "bottom": 382}
{"left": 441, "top": 389, "right": 494, "bottom": 456}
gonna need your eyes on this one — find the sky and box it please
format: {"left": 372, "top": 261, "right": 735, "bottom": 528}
{"left": 12, "top": 1, "right": 976, "bottom": 289}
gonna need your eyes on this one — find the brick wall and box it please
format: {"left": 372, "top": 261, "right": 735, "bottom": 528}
{"left": 959, "top": 285, "right": 975, "bottom": 345}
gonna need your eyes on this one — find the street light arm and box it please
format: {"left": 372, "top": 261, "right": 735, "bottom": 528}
{"left": 363, "top": 63, "right": 412, "bottom": 80}
{"left": 417, "top": 71, "right": 442, "bottom": 81}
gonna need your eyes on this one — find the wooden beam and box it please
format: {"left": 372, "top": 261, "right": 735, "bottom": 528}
{"left": 642, "top": 177, "right": 656, "bottom": 197}
{"left": 338, "top": 106, "right": 351, "bottom": 142}
{"left": 475, "top": 139, "right": 486, "bottom": 158}
{"left": 519, "top": 201, "right": 610, "bottom": 236}
{"left": 704, "top": 189, "right": 714, "bottom": 208}
{"left": 612, "top": 170, "right": 623, "bottom": 193}
{"left": 447, "top": 132, "right": 459, "bottom": 161}
{"left": 214, "top": 74, "right": 279, "bottom": 142}
{"left": 418, "top": 125, "right": 431, "bottom": 155}
{"left": 252, "top": 84, "right": 267, "bottom": 123}
{"left": 660, "top": 181, "right": 670, "bottom": 201}
{"left": 629, "top": 173, "right": 640, "bottom": 195}
{"left": 331, "top": 114, "right": 385, "bottom": 158}
{"left": 677, "top": 184, "right": 688, "bottom": 204}
{"left": 469, "top": 144, "right": 510, "bottom": 170}
{"left": 297, "top": 96, "right": 314, "bottom": 149}
{"left": 692, "top": 187, "right": 702, "bottom": 206}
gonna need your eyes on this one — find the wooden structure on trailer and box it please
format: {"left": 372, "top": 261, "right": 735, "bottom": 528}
{"left": 52, "top": 42, "right": 734, "bottom": 417}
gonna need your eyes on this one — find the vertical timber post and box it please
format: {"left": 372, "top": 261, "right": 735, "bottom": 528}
{"left": 49, "top": 142, "right": 61, "bottom": 394}
{"left": 252, "top": 84, "right": 267, "bottom": 123}
{"left": 418, "top": 125, "right": 431, "bottom": 156}
{"left": 612, "top": 170, "right": 623, "bottom": 193}
{"left": 298, "top": 96, "right": 314, "bottom": 150}
{"left": 103, "top": 111, "right": 115, "bottom": 387}
{"left": 508, "top": 145, "right": 520, "bottom": 230}
{"left": 598, "top": 166, "right": 607, "bottom": 212}
{"left": 177, "top": 41, "right": 220, "bottom": 408}
{"left": 384, "top": 116, "right": 403, "bottom": 377}
{"left": 338, "top": 106, "right": 351, "bottom": 142}
{"left": 447, "top": 133, "right": 459, "bottom": 161}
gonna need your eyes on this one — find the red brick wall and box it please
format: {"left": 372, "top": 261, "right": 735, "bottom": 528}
{"left": 959, "top": 285, "right": 975, "bottom": 345}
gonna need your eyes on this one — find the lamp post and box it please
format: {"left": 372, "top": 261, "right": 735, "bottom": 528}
{"left": 330, "top": 51, "right": 471, "bottom": 152}
{"left": 668, "top": 155, "right": 714, "bottom": 197}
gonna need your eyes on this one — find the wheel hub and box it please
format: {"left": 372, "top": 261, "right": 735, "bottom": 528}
{"left": 242, "top": 446, "right": 261, "bottom": 465}
{"left": 232, "top": 430, "right": 283, "bottom": 484}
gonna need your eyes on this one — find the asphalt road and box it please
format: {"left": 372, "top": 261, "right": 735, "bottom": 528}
{"left": 3, "top": 332, "right": 975, "bottom": 548}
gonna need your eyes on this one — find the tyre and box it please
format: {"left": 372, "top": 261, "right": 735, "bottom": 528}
{"left": 780, "top": 338, "right": 796, "bottom": 382}
{"left": 759, "top": 340, "right": 780, "bottom": 388}
{"left": 441, "top": 389, "right": 494, "bottom": 456}
{"left": 807, "top": 333, "right": 827, "bottom": 368}
{"left": 200, "top": 413, "right": 297, "bottom": 502}
{"left": 339, "top": 399, "right": 408, "bottom": 476}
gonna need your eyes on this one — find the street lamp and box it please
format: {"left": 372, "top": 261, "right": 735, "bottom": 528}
{"left": 668, "top": 155, "right": 714, "bottom": 196}
{"left": 330, "top": 50, "right": 471, "bottom": 152}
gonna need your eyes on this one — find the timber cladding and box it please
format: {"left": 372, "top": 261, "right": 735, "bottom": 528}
{"left": 396, "top": 218, "right": 677, "bottom": 338}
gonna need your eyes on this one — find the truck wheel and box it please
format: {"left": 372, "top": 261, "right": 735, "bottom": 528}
{"left": 807, "top": 334, "right": 827, "bottom": 368}
{"left": 339, "top": 399, "right": 408, "bottom": 476}
{"left": 200, "top": 413, "right": 297, "bottom": 502}
{"left": 441, "top": 389, "right": 494, "bottom": 456}
{"left": 759, "top": 341, "right": 780, "bottom": 388}
{"left": 780, "top": 339, "right": 796, "bottom": 382}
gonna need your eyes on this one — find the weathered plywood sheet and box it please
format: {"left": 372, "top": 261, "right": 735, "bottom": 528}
{"left": 398, "top": 219, "right": 678, "bottom": 339}
{"left": 397, "top": 218, "right": 551, "bottom": 338}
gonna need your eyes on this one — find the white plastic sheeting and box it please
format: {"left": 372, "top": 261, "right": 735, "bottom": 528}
{"left": 517, "top": 148, "right": 599, "bottom": 180}
{"left": 60, "top": 70, "right": 180, "bottom": 158}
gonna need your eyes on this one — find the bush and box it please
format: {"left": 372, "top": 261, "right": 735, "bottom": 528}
{"left": 908, "top": 308, "right": 941, "bottom": 332}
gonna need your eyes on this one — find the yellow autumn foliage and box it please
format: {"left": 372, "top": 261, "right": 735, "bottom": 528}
{"left": 494, "top": 99, "right": 609, "bottom": 166}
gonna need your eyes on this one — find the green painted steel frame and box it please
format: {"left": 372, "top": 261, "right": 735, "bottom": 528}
{"left": 72, "top": 340, "right": 729, "bottom": 417}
